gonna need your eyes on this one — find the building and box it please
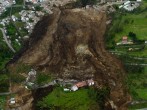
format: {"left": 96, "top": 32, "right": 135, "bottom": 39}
{"left": 76, "top": 81, "right": 87, "bottom": 88}
{"left": 26, "top": 69, "right": 37, "bottom": 83}
{"left": 71, "top": 86, "right": 78, "bottom": 91}
{"left": 71, "top": 79, "right": 95, "bottom": 91}
{"left": 87, "top": 79, "right": 95, "bottom": 86}
{"left": 122, "top": 36, "right": 128, "bottom": 44}
{"left": 137, "top": 0, "right": 142, "bottom": 2}
{"left": 9, "top": 98, "right": 16, "bottom": 105}
{"left": 71, "top": 81, "right": 87, "bottom": 91}
{"left": 119, "top": 0, "right": 141, "bottom": 11}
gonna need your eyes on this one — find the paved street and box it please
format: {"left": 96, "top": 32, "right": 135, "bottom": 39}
{"left": 0, "top": 28, "right": 16, "bottom": 52}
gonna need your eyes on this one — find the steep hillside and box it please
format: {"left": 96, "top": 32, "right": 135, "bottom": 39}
{"left": 8, "top": 8, "right": 131, "bottom": 109}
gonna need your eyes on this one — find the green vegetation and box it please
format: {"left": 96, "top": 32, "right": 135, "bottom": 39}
{"left": 10, "top": 73, "right": 26, "bottom": 83}
{"left": 15, "top": 0, "right": 24, "bottom": 5}
{"left": 35, "top": 5, "right": 44, "bottom": 11}
{"left": 0, "top": 74, "right": 9, "bottom": 92}
{"left": 37, "top": 87, "right": 97, "bottom": 110}
{"left": 11, "top": 7, "right": 23, "bottom": 16}
{"left": 76, "top": 0, "right": 98, "bottom": 7}
{"left": 6, "top": 23, "right": 17, "bottom": 38}
{"left": 106, "top": 0, "right": 147, "bottom": 109}
{"left": 129, "top": 103, "right": 147, "bottom": 110}
{"left": 15, "top": 64, "right": 32, "bottom": 74}
{"left": 37, "top": 87, "right": 109, "bottom": 110}
{"left": 10, "top": 64, "right": 31, "bottom": 83}
{"left": 0, "top": 30, "right": 14, "bottom": 70}
{"left": 0, "top": 6, "right": 23, "bottom": 19}
{"left": 125, "top": 67, "right": 147, "bottom": 109}
{"left": 0, "top": 96, "right": 7, "bottom": 109}
{"left": 0, "top": 7, "right": 11, "bottom": 19}
{"left": 106, "top": 0, "right": 147, "bottom": 50}
{"left": 36, "top": 73, "right": 52, "bottom": 85}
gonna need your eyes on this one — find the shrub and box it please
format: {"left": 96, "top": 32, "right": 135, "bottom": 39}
{"left": 76, "top": 0, "right": 98, "bottom": 7}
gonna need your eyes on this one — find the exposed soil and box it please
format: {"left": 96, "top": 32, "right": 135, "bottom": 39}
{"left": 7, "top": 7, "right": 131, "bottom": 110}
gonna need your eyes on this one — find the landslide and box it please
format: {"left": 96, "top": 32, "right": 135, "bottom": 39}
{"left": 8, "top": 8, "right": 130, "bottom": 109}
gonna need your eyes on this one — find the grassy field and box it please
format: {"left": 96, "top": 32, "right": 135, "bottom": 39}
{"left": 37, "top": 87, "right": 100, "bottom": 110}
{"left": 129, "top": 103, "right": 147, "bottom": 110}
{"left": 0, "top": 96, "right": 6, "bottom": 109}
{"left": 106, "top": 0, "right": 147, "bottom": 49}
{"left": 0, "top": 30, "right": 14, "bottom": 70}
{"left": 114, "top": 0, "right": 147, "bottom": 42}
{"left": 115, "top": 13, "right": 147, "bottom": 41}
{"left": 127, "top": 67, "right": 147, "bottom": 100}
{"left": 128, "top": 45, "right": 147, "bottom": 56}
{"left": 114, "top": 44, "right": 147, "bottom": 57}
{"left": 109, "top": 1, "right": 147, "bottom": 107}
{"left": 127, "top": 67, "right": 147, "bottom": 109}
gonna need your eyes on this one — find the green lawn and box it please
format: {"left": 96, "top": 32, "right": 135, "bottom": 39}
{"left": 115, "top": 44, "right": 147, "bottom": 57}
{"left": 107, "top": 0, "right": 147, "bottom": 44}
{"left": 15, "top": 22, "right": 25, "bottom": 28}
{"left": 136, "top": 89, "right": 147, "bottom": 100}
{"left": 0, "top": 74, "right": 9, "bottom": 92}
{"left": 128, "top": 45, "right": 147, "bottom": 56}
{"left": 37, "top": 87, "right": 99, "bottom": 110}
{"left": 115, "top": 12, "right": 147, "bottom": 41}
{"left": 0, "top": 30, "right": 14, "bottom": 70}
{"left": 127, "top": 67, "right": 147, "bottom": 100}
{"left": 0, "top": 96, "right": 6, "bottom": 109}
{"left": 129, "top": 103, "right": 147, "bottom": 110}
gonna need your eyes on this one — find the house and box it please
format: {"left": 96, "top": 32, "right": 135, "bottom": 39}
{"left": 137, "top": 0, "right": 142, "bottom": 2}
{"left": 26, "top": 69, "right": 37, "bottom": 83}
{"left": 9, "top": 98, "right": 16, "bottom": 105}
{"left": 71, "top": 79, "right": 95, "bottom": 91}
{"left": 122, "top": 36, "right": 128, "bottom": 44}
{"left": 71, "top": 81, "right": 87, "bottom": 91}
{"left": 87, "top": 79, "right": 94, "bottom": 86}
{"left": 71, "top": 85, "right": 78, "bottom": 91}
{"left": 64, "top": 88, "right": 70, "bottom": 92}
{"left": 76, "top": 81, "right": 87, "bottom": 88}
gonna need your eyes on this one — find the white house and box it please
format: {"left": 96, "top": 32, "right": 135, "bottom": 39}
{"left": 137, "top": 0, "right": 142, "bottom": 2}
{"left": 71, "top": 85, "right": 78, "bottom": 91}
{"left": 64, "top": 88, "right": 70, "bottom": 92}
{"left": 9, "top": 98, "right": 16, "bottom": 105}
{"left": 87, "top": 79, "right": 94, "bottom": 86}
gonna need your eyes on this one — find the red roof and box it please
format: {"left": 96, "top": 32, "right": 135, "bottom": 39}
{"left": 122, "top": 36, "right": 128, "bottom": 40}
{"left": 76, "top": 81, "right": 87, "bottom": 88}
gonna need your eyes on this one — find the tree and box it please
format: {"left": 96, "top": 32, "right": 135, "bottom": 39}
{"left": 76, "top": 0, "right": 98, "bottom": 7}
{"left": 89, "top": 0, "right": 98, "bottom": 5}
{"left": 128, "top": 32, "right": 137, "bottom": 42}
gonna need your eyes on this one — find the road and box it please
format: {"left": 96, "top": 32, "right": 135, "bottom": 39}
{"left": 0, "top": 28, "right": 16, "bottom": 53}
{"left": 0, "top": 92, "right": 11, "bottom": 95}
{"left": 126, "top": 63, "right": 147, "bottom": 66}
{"left": 137, "top": 108, "right": 147, "bottom": 110}
{"left": 37, "top": 81, "right": 56, "bottom": 89}
{"left": 109, "top": 51, "right": 147, "bottom": 60}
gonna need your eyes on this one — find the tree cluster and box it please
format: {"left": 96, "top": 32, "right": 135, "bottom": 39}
{"left": 76, "top": 0, "right": 98, "bottom": 7}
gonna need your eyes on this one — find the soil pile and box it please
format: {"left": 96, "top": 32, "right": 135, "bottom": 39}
{"left": 8, "top": 7, "right": 130, "bottom": 110}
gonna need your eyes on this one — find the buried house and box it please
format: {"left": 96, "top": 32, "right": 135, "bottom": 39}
{"left": 71, "top": 79, "right": 95, "bottom": 91}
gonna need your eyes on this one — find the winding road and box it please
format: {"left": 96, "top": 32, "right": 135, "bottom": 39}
{"left": 0, "top": 28, "right": 16, "bottom": 52}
